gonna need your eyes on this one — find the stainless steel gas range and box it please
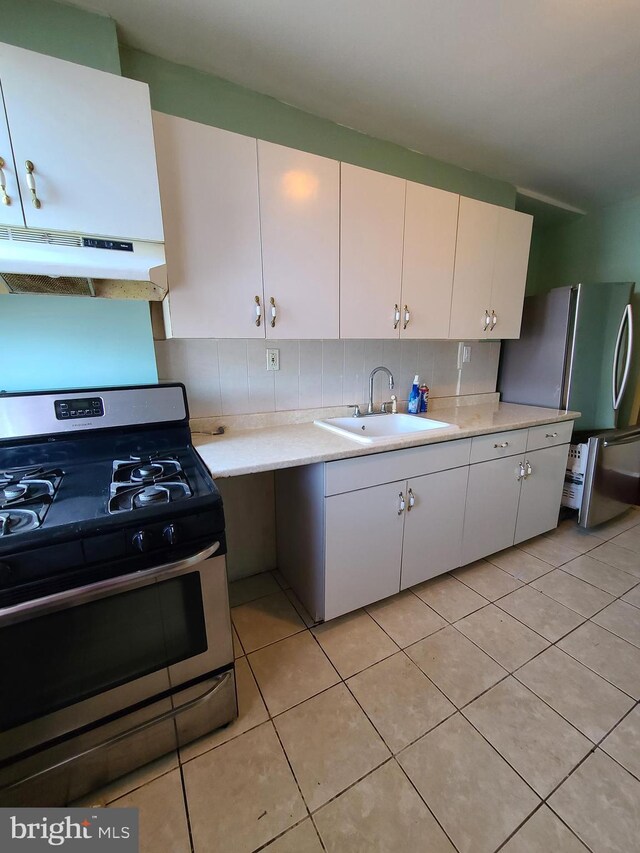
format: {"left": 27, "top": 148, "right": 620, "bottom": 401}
{"left": 0, "top": 384, "right": 237, "bottom": 806}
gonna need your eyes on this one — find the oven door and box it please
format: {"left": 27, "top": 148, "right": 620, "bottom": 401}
{"left": 0, "top": 542, "right": 232, "bottom": 763}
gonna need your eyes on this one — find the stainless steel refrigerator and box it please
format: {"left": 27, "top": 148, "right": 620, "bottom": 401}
{"left": 499, "top": 282, "right": 638, "bottom": 528}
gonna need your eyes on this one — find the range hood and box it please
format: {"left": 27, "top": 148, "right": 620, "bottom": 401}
{"left": 0, "top": 225, "right": 167, "bottom": 300}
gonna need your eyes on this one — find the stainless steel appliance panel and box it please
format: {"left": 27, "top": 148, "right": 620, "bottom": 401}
{"left": 499, "top": 287, "right": 573, "bottom": 409}
{"left": 0, "top": 547, "right": 229, "bottom": 759}
{"left": 0, "top": 670, "right": 236, "bottom": 807}
{"left": 0, "top": 384, "right": 187, "bottom": 441}
{"left": 580, "top": 427, "right": 640, "bottom": 527}
{"left": 567, "top": 282, "right": 634, "bottom": 430}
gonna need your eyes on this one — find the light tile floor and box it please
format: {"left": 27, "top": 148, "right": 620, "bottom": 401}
{"left": 93, "top": 508, "right": 640, "bottom": 852}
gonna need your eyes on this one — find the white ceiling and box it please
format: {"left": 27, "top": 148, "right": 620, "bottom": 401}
{"left": 70, "top": 0, "right": 640, "bottom": 210}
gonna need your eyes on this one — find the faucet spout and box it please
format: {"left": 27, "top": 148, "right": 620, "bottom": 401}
{"left": 368, "top": 366, "right": 395, "bottom": 414}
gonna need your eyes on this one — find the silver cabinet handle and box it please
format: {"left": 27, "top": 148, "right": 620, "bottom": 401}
{"left": 25, "top": 159, "right": 41, "bottom": 208}
{"left": 398, "top": 492, "right": 406, "bottom": 515}
{"left": 407, "top": 488, "right": 415, "bottom": 511}
{"left": 524, "top": 461, "right": 532, "bottom": 478}
{"left": 270, "top": 296, "right": 277, "bottom": 328}
{"left": 490, "top": 310, "right": 498, "bottom": 331}
{"left": 545, "top": 432, "right": 558, "bottom": 439}
{"left": 0, "top": 157, "right": 10, "bottom": 205}
{"left": 393, "top": 304, "right": 401, "bottom": 330}
{"left": 494, "top": 441, "right": 509, "bottom": 448}
{"left": 483, "top": 310, "right": 492, "bottom": 332}
{"left": 516, "top": 462, "right": 526, "bottom": 481}
{"left": 255, "top": 295, "right": 262, "bottom": 327}
{"left": 403, "top": 305, "right": 410, "bottom": 330}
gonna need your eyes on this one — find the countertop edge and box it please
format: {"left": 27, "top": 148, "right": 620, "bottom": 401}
{"left": 193, "top": 403, "right": 580, "bottom": 479}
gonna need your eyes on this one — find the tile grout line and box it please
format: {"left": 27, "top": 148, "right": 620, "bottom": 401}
{"left": 206, "top": 519, "right": 640, "bottom": 847}
{"left": 176, "top": 760, "right": 197, "bottom": 853}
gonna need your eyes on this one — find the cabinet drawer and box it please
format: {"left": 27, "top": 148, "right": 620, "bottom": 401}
{"left": 324, "top": 438, "right": 471, "bottom": 496}
{"left": 470, "top": 429, "right": 528, "bottom": 464}
{"left": 526, "top": 421, "right": 573, "bottom": 452}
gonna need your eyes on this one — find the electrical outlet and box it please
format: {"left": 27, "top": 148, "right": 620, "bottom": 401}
{"left": 266, "top": 348, "right": 280, "bottom": 371}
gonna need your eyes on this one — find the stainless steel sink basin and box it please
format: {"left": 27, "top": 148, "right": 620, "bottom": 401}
{"left": 314, "top": 413, "right": 454, "bottom": 444}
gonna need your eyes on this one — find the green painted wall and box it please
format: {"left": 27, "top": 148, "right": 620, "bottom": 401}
{"left": 120, "top": 47, "right": 515, "bottom": 208}
{"left": 528, "top": 194, "right": 640, "bottom": 425}
{"left": 0, "top": 0, "right": 120, "bottom": 73}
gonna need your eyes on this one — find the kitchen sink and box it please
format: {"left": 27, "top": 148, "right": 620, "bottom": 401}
{"left": 314, "top": 413, "right": 454, "bottom": 443}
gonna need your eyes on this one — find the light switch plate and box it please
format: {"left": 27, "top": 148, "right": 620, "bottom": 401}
{"left": 266, "top": 348, "right": 280, "bottom": 371}
{"left": 457, "top": 343, "right": 472, "bottom": 370}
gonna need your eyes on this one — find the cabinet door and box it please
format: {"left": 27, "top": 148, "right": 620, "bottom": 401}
{"left": 489, "top": 208, "right": 533, "bottom": 339}
{"left": 400, "top": 466, "right": 468, "bottom": 589}
{"left": 0, "top": 43, "right": 163, "bottom": 240}
{"left": 324, "top": 482, "right": 405, "bottom": 620}
{"left": 154, "top": 113, "right": 263, "bottom": 338}
{"left": 401, "top": 182, "right": 459, "bottom": 339}
{"left": 449, "top": 197, "right": 499, "bottom": 340}
{"left": 340, "top": 163, "right": 405, "bottom": 339}
{"left": 514, "top": 445, "right": 569, "bottom": 544}
{"left": 258, "top": 141, "right": 339, "bottom": 339}
{"left": 461, "top": 455, "right": 522, "bottom": 565}
{"left": 0, "top": 85, "right": 23, "bottom": 228}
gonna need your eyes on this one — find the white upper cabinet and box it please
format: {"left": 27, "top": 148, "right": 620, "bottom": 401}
{"left": 153, "top": 112, "right": 263, "bottom": 339}
{"left": 449, "top": 197, "right": 499, "bottom": 339}
{"left": 490, "top": 207, "right": 533, "bottom": 338}
{"left": 340, "top": 163, "right": 406, "bottom": 339}
{"left": 449, "top": 197, "right": 533, "bottom": 340}
{"left": 258, "top": 141, "right": 339, "bottom": 339}
{"left": 0, "top": 42, "right": 163, "bottom": 241}
{"left": 401, "top": 181, "right": 459, "bottom": 338}
{"left": 0, "top": 89, "right": 23, "bottom": 228}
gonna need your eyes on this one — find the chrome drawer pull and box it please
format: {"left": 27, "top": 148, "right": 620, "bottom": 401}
{"left": 545, "top": 432, "right": 558, "bottom": 438}
{"left": 494, "top": 441, "right": 509, "bottom": 448}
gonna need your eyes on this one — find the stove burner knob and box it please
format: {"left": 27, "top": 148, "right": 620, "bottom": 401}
{"left": 163, "top": 523, "right": 179, "bottom": 546}
{"left": 132, "top": 530, "right": 152, "bottom": 552}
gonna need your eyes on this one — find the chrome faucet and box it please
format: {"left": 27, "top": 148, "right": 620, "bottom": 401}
{"left": 368, "top": 366, "right": 395, "bottom": 414}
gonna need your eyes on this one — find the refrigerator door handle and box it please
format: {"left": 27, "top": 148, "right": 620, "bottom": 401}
{"left": 612, "top": 304, "right": 633, "bottom": 411}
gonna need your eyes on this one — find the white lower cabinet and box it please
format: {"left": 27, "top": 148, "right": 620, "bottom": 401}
{"left": 462, "top": 442, "right": 571, "bottom": 564}
{"left": 325, "top": 482, "right": 405, "bottom": 620}
{"left": 461, "top": 455, "right": 523, "bottom": 565}
{"left": 275, "top": 423, "right": 572, "bottom": 622}
{"left": 514, "top": 445, "right": 570, "bottom": 544}
{"left": 400, "top": 467, "right": 469, "bottom": 589}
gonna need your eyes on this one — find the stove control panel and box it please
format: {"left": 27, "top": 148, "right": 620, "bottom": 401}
{"left": 55, "top": 397, "right": 104, "bottom": 420}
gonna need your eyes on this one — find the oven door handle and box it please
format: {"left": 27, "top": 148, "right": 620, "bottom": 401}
{"left": 0, "top": 541, "right": 220, "bottom": 627}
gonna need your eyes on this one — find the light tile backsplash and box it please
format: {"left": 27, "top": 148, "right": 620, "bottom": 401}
{"left": 155, "top": 338, "right": 501, "bottom": 418}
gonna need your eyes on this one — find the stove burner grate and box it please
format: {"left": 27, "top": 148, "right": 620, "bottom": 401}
{"left": 0, "top": 509, "right": 40, "bottom": 536}
{"left": 112, "top": 455, "right": 184, "bottom": 485}
{"left": 108, "top": 480, "right": 192, "bottom": 514}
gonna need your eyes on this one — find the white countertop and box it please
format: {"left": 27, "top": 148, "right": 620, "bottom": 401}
{"left": 193, "top": 400, "right": 579, "bottom": 478}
